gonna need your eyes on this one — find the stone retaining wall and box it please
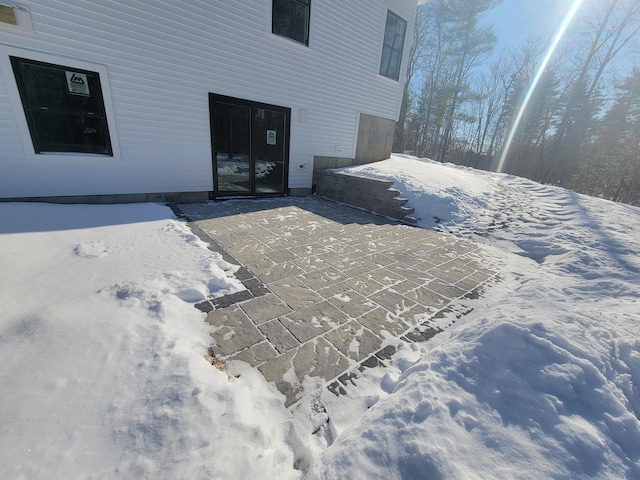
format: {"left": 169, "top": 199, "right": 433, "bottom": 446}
{"left": 314, "top": 170, "right": 415, "bottom": 223}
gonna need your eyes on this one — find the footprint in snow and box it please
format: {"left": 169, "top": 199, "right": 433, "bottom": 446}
{"left": 73, "top": 242, "right": 109, "bottom": 258}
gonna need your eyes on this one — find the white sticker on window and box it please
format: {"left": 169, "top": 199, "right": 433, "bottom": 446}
{"left": 267, "top": 130, "right": 277, "bottom": 145}
{"left": 65, "top": 71, "right": 90, "bottom": 96}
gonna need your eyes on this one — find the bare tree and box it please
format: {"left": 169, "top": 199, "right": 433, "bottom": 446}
{"left": 435, "top": 0, "right": 499, "bottom": 162}
{"left": 396, "top": 0, "right": 640, "bottom": 206}
{"left": 546, "top": 0, "right": 640, "bottom": 185}
{"left": 394, "top": 6, "right": 431, "bottom": 153}
{"left": 399, "top": 0, "right": 500, "bottom": 161}
{"left": 572, "top": 68, "right": 640, "bottom": 205}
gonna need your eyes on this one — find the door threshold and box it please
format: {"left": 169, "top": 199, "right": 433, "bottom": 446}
{"left": 209, "top": 193, "right": 289, "bottom": 201}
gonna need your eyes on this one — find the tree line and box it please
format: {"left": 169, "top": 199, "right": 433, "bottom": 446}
{"left": 394, "top": 0, "right": 640, "bottom": 206}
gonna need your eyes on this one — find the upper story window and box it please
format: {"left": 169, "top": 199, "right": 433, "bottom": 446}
{"left": 380, "top": 10, "right": 407, "bottom": 81}
{"left": 272, "top": 0, "right": 310, "bottom": 46}
{"left": 10, "top": 56, "right": 112, "bottom": 155}
{"left": 0, "top": 5, "right": 17, "bottom": 25}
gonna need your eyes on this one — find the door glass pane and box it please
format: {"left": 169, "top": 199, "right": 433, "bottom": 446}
{"left": 253, "top": 108, "right": 286, "bottom": 194}
{"left": 215, "top": 103, "right": 251, "bottom": 193}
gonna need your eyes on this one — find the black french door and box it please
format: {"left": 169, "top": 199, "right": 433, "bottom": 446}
{"left": 209, "top": 93, "right": 290, "bottom": 198}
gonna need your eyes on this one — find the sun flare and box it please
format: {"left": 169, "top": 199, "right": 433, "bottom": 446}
{"left": 496, "top": 0, "right": 585, "bottom": 174}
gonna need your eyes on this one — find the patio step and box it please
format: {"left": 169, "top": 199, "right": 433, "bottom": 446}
{"left": 314, "top": 170, "right": 416, "bottom": 223}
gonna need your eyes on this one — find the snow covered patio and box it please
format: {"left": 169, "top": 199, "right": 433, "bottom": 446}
{"left": 1, "top": 156, "right": 638, "bottom": 479}
{"left": 176, "top": 197, "right": 499, "bottom": 407}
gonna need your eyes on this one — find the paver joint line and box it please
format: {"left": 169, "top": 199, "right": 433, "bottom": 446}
{"left": 174, "top": 197, "right": 498, "bottom": 407}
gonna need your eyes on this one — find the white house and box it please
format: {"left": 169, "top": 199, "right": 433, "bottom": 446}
{"left": 0, "top": 0, "right": 419, "bottom": 202}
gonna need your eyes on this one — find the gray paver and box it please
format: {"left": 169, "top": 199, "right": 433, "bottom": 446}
{"left": 362, "top": 253, "right": 396, "bottom": 267}
{"left": 433, "top": 259, "right": 475, "bottom": 284}
{"left": 340, "top": 259, "right": 380, "bottom": 277}
{"left": 265, "top": 248, "right": 299, "bottom": 264}
{"left": 281, "top": 300, "right": 349, "bottom": 343}
{"left": 255, "top": 261, "right": 305, "bottom": 283}
{"left": 239, "top": 293, "right": 292, "bottom": 324}
{"left": 385, "top": 263, "right": 432, "bottom": 284}
{"left": 258, "top": 319, "right": 300, "bottom": 354}
{"left": 298, "top": 266, "right": 345, "bottom": 290}
{"left": 342, "top": 274, "right": 385, "bottom": 297}
{"left": 229, "top": 341, "right": 278, "bottom": 366}
{"left": 390, "top": 278, "right": 421, "bottom": 295}
{"left": 206, "top": 306, "right": 265, "bottom": 357}
{"left": 369, "top": 270, "right": 405, "bottom": 289}
{"left": 317, "top": 280, "right": 354, "bottom": 299}
{"left": 240, "top": 254, "right": 277, "bottom": 273}
{"left": 326, "top": 289, "right": 377, "bottom": 318}
{"left": 404, "top": 285, "right": 449, "bottom": 310}
{"left": 293, "top": 255, "right": 328, "bottom": 272}
{"left": 290, "top": 243, "right": 332, "bottom": 258}
{"left": 177, "top": 196, "right": 497, "bottom": 407}
{"left": 423, "top": 277, "right": 467, "bottom": 300}
{"left": 259, "top": 337, "right": 350, "bottom": 407}
{"left": 398, "top": 304, "right": 433, "bottom": 325}
{"left": 224, "top": 239, "right": 270, "bottom": 257}
{"left": 368, "top": 288, "right": 416, "bottom": 314}
{"left": 356, "top": 307, "right": 411, "bottom": 338}
{"left": 268, "top": 277, "right": 323, "bottom": 310}
{"left": 460, "top": 268, "right": 493, "bottom": 285}
{"left": 324, "top": 321, "right": 382, "bottom": 361}
{"left": 455, "top": 274, "right": 487, "bottom": 292}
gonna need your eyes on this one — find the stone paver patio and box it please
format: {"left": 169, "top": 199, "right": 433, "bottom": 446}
{"left": 176, "top": 197, "right": 496, "bottom": 406}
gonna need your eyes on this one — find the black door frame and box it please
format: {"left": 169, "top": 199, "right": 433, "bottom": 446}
{"left": 209, "top": 93, "right": 291, "bottom": 199}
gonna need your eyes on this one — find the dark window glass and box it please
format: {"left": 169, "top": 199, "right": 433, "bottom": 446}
{"left": 380, "top": 11, "right": 407, "bottom": 81}
{"left": 214, "top": 103, "right": 251, "bottom": 193}
{"left": 272, "top": 0, "right": 310, "bottom": 46}
{"left": 10, "top": 56, "right": 112, "bottom": 155}
{"left": 253, "top": 108, "right": 286, "bottom": 193}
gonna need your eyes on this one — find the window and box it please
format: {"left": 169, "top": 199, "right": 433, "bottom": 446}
{"left": 0, "top": 5, "right": 17, "bottom": 25}
{"left": 272, "top": 0, "right": 310, "bottom": 46}
{"left": 10, "top": 56, "right": 112, "bottom": 155}
{"left": 380, "top": 10, "right": 407, "bottom": 81}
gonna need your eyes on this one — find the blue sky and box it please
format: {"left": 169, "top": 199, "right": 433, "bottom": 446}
{"left": 482, "top": 0, "right": 576, "bottom": 54}
{"left": 482, "top": 0, "right": 637, "bottom": 75}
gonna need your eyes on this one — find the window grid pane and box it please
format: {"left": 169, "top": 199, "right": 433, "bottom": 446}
{"left": 379, "top": 10, "right": 407, "bottom": 81}
{"left": 10, "top": 56, "right": 112, "bottom": 155}
{"left": 272, "top": 0, "right": 310, "bottom": 46}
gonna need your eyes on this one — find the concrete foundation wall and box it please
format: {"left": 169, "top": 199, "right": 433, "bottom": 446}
{"left": 355, "top": 113, "right": 396, "bottom": 164}
{"left": 289, "top": 188, "right": 313, "bottom": 197}
{"left": 312, "top": 112, "right": 397, "bottom": 188}
{"left": 0, "top": 191, "right": 209, "bottom": 204}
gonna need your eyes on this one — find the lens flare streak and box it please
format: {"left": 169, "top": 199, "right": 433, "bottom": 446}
{"left": 496, "top": 0, "right": 584, "bottom": 174}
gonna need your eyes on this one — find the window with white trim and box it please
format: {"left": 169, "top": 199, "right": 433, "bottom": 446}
{"left": 380, "top": 10, "right": 407, "bottom": 81}
{"left": 10, "top": 56, "right": 112, "bottom": 155}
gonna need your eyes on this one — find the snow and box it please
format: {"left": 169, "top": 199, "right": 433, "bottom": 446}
{"left": 0, "top": 203, "right": 298, "bottom": 479}
{"left": 1, "top": 155, "right": 639, "bottom": 479}
{"left": 308, "top": 155, "right": 640, "bottom": 479}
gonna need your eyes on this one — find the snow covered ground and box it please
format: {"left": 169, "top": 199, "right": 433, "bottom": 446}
{"left": 1, "top": 155, "right": 638, "bottom": 479}
{"left": 310, "top": 156, "right": 640, "bottom": 479}
{"left": 0, "top": 204, "right": 298, "bottom": 479}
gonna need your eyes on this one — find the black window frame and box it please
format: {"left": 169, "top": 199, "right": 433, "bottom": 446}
{"left": 379, "top": 10, "right": 407, "bottom": 81}
{"left": 10, "top": 56, "right": 113, "bottom": 156}
{"left": 272, "top": 0, "right": 311, "bottom": 46}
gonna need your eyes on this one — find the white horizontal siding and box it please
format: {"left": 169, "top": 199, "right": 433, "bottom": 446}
{"left": 0, "top": 73, "right": 25, "bottom": 156}
{"left": 0, "top": 0, "right": 417, "bottom": 198}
